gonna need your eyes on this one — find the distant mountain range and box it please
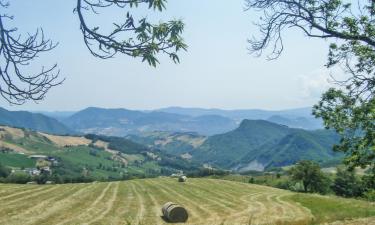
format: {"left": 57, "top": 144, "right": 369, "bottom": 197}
{"left": 33, "top": 106, "right": 323, "bottom": 136}
{"left": 61, "top": 107, "right": 237, "bottom": 136}
{"left": 0, "top": 106, "right": 341, "bottom": 172}
{"left": 158, "top": 107, "right": 323, "bottom": 130}
{"left": 0, "top": 107, "right": 73, "bottom": 135}
{"left": 3, "top": 106, "right": 324, "bottom": 137}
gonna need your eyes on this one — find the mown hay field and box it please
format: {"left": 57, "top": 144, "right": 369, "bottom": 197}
{"left": 0, "top": 178, "right": 374, "bottom": 225}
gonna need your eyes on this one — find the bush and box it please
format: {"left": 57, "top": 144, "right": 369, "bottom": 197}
{"left": 362, "top": 174, "right": 375, "bottom": 190}
{"left": 33, "top": 174, "right": 50, "bottom": 184}
{"left": 5, "top": 172, "right": 31, "bottom": 184}
{"left": 332, "top": 168, "right": 363, "bottom": 198}
{"left": 363, "top": 190, "right": 375, "bottom": 202}
{"left": 0, "top": 163, "right": 11, "bottom": 178}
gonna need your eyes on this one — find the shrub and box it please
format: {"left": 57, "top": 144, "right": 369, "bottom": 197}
{"left": 5, "top": 172, "right": 31, "bottom": 184}
{"left": 0, "top": 163, "right": 11, "bottom": 178}
{"left": 332, "top": 168, "right": 363, "bottom": 198}
{"left": 363, "top": 190, "right": 375, "bottom": 202}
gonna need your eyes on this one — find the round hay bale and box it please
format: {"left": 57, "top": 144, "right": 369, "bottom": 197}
{"left": 161, "top": 202, "right": 188, "bottom": 223}
{"left": 178, "top": 176, "right": 187, "bottom": 182}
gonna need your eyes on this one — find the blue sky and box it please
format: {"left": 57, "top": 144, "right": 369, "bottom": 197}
{"left": 1, "top": 0, "right": 335, "bottom": 111}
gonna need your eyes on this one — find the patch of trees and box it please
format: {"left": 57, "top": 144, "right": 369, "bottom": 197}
{"left": 187, "top": 168, "right": 230, "bottom": 178}
{"left": 240, "top": 160, "right": 375, "bottom": 201}
{"left": 0, "top": 146, "right": 13, "bottom": 153}
{"left": 85, "top": 134, "right": 148, "bottom": 154}
{"left": 158, "top": 156, "right": 201, "bottom": 174}
{"left": 0, "top": 163, "right": 11, "bottom": 179}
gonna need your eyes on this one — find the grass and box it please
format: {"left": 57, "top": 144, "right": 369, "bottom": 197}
{"left": 0, "top": 178, "right": 373, "bottom": 225}
{"left": 0, "top": 152, "right": 35, "bottom": 168}
{"left": 286, "top": 193, "right": 375, "bottom": 224}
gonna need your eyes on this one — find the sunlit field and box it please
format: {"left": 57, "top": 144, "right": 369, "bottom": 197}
{"left": 1, "top": 178, "right": 374, "bottom": 225}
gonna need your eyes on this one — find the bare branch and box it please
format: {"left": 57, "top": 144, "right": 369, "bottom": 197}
{"left": 0, "top": 6, "right": 63, "bottom": 105}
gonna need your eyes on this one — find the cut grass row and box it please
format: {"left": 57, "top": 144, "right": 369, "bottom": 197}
{"left": 0, "top": 178, "right": 374, "bottom": 225}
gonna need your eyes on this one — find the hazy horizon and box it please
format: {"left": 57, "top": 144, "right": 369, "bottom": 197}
{"left": 0, "top": 105, "right": 315, "bottom": 113}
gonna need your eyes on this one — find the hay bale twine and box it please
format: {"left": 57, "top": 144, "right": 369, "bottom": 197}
{"left": 162, "top": 202, "right": 188, "bottom": 223}
{"left": 178, "top": 175, "right": 187, "bottom": 182}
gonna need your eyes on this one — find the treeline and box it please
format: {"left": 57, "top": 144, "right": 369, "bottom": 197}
{"left": 0, "top": 157, "right": 203, "bottom": 184}
{"left": 85, "top": 134, "right": 148, "bottom": 154}
{"left": 187, "top": 167, "right": 230, "bottom": 177}
{"left": 0, "top": 166, "right": 158, "bottom": 184}
{"left": 244, "top": 160, "right": 375, "bottom": 201}
{"left": 0, "top": 163, "right": 95, "bottom": 184}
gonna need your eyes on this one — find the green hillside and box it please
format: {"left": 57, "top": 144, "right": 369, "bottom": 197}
{"left": 127, "top": 120, "right": 341, "bottom": 171}
{"left": 0, "top": 126, "right": 199, "bottom": 182}
{"left": 192, "top": 120, "right": 340, "bottom": 171}
{"left": 0, "top": 107, "right": 73, "bottom": 135}
{"left": 0, "top": 178, "right": 374, "bottom": 225}
{"left": 126, "top": 131, "right": 207, "bottom": 156}
{"left": 194, "top": 120, "right": 290, "bottom": 168}
{"left": 238, "top": 129, "right": 341, "bottom": 169}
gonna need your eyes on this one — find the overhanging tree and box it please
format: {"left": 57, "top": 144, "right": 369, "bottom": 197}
{"left": 0, "top": 0, "right": 186, "bottom": 104}
{"left": 246, "top": 0, "right": 375, "bottom": 174}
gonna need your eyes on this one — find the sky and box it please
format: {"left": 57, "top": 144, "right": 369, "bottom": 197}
{"left": 0, "top": 0, "right": 337, "bottom": 111}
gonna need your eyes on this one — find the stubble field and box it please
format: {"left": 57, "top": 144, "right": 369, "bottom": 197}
{"left": 0, "top": 178, "right": 374, "bottom": 225}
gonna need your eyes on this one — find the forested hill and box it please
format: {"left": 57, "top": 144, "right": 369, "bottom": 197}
{"left": 0, "top": 107, "right": 73, "bottom": 135}
{"left": 190, "top": 120, "right": 341, "bottom": 171}
{"left": 125, "top": 119, "right": 341, "bottom": 171}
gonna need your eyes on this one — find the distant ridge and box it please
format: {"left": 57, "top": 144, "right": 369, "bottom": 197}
{"left": 0, "top": 107, "right": 73, "bottom": 135}
{"left": 62, "top": 107, "right": 237, "bottom": 136}
{"left": 157, "top": 106, "right": 323, "bottom": 130}
{"left": 2, "top": 106, "right": 324, "bottom": 136}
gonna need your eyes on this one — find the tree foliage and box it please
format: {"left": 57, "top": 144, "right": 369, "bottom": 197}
{"left": 0, "top": 162, "right": 10, "bottom": 178}
{"left": 246, "top": 0, "right": 375, "bottom": 174}
{"left": 75, "top": 0, "right": 187, "bottom": 65}
{"left": 289, "top": 160, "right": 330, "bottom": 193}
{"left": 0, "top": 0, "right": 186, "bottom": 104}
{"left": 332, "top": 167, "right": 363, "bottom": 197}
{"left": 5, "top": 172, "right": 31, "bottom": 184}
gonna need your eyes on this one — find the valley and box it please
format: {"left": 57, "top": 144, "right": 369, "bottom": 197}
{"left": 1, "top": 0, "right": 374, "bottom": 224}
{"left": 0, "top": 106, "right": 341, "bottom": 173}
{"left": 0, "top": 106, "right": 373, "bottom": 225}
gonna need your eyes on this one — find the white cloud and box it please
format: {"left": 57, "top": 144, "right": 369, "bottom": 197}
{"left": 298, "top": 66, "right": 348, "bottom": 101}
{"left": 299, "top": 69, "right": 332, "bottom": 100}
